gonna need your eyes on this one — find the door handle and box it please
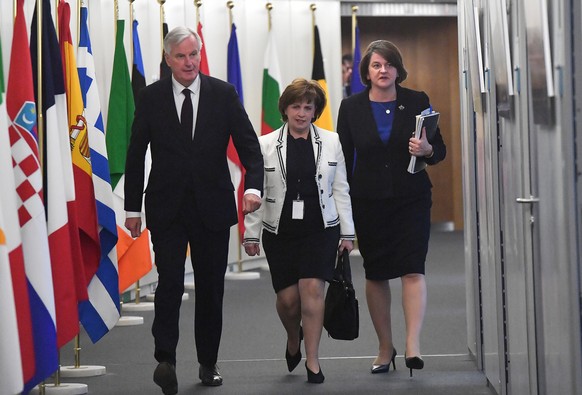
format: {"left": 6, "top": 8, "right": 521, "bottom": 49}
{"left": 516, "top": 196, "right": 540, "bottom": 203}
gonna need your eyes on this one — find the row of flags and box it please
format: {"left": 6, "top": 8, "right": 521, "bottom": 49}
{"left": 0, "top": 3, "right": 358, "bottom": 392}
{"left": 0, "top": 0, "right": 152, "bottom": 393}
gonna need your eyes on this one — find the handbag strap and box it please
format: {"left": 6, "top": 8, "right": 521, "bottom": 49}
{"left": 334, "top": 249, "right": 353, "bottom": 283}
{"left": 341, "top": 249, "right": 353, "bottom": 283}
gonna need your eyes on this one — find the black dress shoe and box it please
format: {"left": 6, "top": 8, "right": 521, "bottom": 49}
{"left": 405, "top": 355, "right": 424, "bottom": 377}
{"left": 305, "top": 362, "right": 325, "bottom": 384}
{"left": 371, "top": 348, "right": 397, "bottom": 374}
{"left": 285, "top": 326, "right": 303, "bottom": 372}
{"left": 199, "top": 364, "right": 223, "bottom": 386}
{"left": 153, "top": 362, "right": 178, "bottom": 395}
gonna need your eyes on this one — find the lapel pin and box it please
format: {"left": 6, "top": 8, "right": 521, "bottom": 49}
{"left": 398, "top": 105, "right": 405, "bottom": 111}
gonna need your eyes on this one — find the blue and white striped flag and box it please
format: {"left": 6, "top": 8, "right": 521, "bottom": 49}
{"left": 77, "top": 5, "right": 120, "bottom": 342}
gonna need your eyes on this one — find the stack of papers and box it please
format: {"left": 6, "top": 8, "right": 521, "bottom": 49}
{"left": 407, "top": 110, "right": 440, "bottom": 174}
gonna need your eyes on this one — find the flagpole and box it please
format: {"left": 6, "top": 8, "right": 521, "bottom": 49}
{"left": 352, "top": 5, "right": 358, "bottom": 53}
{"left": 195, "top": 0, "right": 202, "bottom": 25}
{"left": 158, "top": 0, "right": 165, "bottom": 55}
{"left": 114, "top": 0, "right": 118, "bottom": 35}
{"left": 129, "top": 0, "right": 134, "bottom": 69}
{"left": 310, "top": 4, "right": 316, "bottom": 56}
{"left": 77, "top": 0, "right": 81, "bottom": 48}
{"left": 34, "top": 2, "right": 47, "bottom": 393}
{"left": 227, "top": 1, "right": 234, "bottom": 31}
{"left": 266, "top": 2, "right": 272, "bottom": 32}
{"left": 36, "top": 0, "right": 44, "bottom": 174}
{"left": 36, "top": 1, "right": 46, "bottom": 389}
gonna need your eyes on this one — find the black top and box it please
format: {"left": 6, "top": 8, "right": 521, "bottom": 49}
{"left": 279, "top": 133, "right": 324, "bottom": 234}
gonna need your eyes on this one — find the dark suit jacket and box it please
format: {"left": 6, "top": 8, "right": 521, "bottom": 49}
{"left": 337, "top": 85, "right": 446, "bottom": 199}
{"left": 124, "top": 73, "right": 264, "bottom": 232}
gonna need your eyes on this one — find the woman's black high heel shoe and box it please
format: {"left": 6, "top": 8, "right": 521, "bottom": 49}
{"left": 305, "top": 362, "right": 325, "bottom": 383}
{"left": 404, "top": 355, "right": 424, "bottom": 377}
{"left": 285, "top": 327, "right": 303, "bottom": 372}
{"left": 371, "top": 348, "right": 397, "bottom": 374}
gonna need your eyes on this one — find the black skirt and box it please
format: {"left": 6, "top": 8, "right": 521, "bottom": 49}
{"left": 262, "top": 225, "right": 340, "bottom": 293}
{"left": 352, "top": 193, "right": 431, "bottom": 280}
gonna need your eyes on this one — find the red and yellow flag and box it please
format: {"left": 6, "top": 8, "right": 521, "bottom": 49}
{"left": 59, "top": 0, "right": 101, "bottom": 288}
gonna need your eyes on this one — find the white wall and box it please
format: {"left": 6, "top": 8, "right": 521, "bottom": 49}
{"left": 2, "top": 0, "right": 342, "bottom": 147}
{"left": 1, "top": 0, "right": 342, "bottom": 275}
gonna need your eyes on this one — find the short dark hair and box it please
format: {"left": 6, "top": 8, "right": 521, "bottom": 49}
{"left": 278, "top": 78, "right": 327, "bottom": 123}
{"left": 359, "top": 40, "right": 408, "bottom": 88}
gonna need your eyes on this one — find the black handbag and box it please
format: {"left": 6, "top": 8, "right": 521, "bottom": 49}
{"left": 323, "top": 249, "right": 359, "bottom": 340}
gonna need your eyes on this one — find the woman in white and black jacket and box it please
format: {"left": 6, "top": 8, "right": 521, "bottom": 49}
{"left": 243, "top": 78, "right": 355, "bottom": 384}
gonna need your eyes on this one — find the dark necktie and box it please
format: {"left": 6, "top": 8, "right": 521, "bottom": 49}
{"left": 181, "top": 88, "right": 193, "bottom": 137}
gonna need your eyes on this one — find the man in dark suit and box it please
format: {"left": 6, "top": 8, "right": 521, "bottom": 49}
{"left": 124, "top": 26, "right": 263, "bottom": 394}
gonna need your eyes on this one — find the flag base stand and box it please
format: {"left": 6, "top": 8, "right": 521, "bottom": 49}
{"left": 225, "top": 246, "right": 261, "bottom": 280}
{"left": 225, "top": 271, "right": 260, "bottom": 280}
{"left": 59, "top": 365, "right": 106, "bottom": 377}
{"left": 31, "top": 383, "right": 88, "bottom": 394}
{"left": 146, "top": 293, "right": 189, "bottom": 302}
{"left": 122, "top": 301, "right": 154, "bottom": 312}
{"left": 115, "top": 315, "right": 144, "bottom": 326}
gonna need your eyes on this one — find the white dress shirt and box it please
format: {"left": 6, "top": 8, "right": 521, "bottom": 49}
{"left": 172, "top": 74, "right": 201, "bottom": 140}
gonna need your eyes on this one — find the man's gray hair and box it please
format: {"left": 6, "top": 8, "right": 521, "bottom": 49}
{"left": 163, "top": 26, "right": 202, "bottom": 54}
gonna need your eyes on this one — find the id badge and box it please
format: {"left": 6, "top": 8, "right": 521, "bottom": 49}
{"left": 292, "top": 200, "right": 304, "bottom": 220}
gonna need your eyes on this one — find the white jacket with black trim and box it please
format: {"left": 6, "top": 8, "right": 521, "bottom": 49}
{"left": 243, "top": 123, "right": 355, "bottom": 244}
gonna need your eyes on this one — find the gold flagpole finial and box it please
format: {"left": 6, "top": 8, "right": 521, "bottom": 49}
{"left": 266, "top": 2, "right": 272, "bottom": 32}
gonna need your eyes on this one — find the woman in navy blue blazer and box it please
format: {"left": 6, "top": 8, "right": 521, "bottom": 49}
{"left": 337, "top": 40, "right": 446, "bottom": 377}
